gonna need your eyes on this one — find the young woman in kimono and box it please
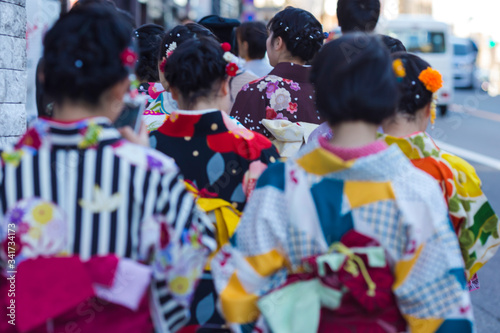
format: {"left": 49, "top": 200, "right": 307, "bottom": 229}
{"left": 134, "top": 24, "right": 165, "bottom": 103}
{"left": 0, "top": 5, "right": 216, "bottom": 332}
{"left": 381, "top": 52, "right": 499, "bottom": 291}
{"left": 211, "top": 34, "right": 474, "bottom": 333}
{"left": 230, "top": 7, "right": 326, "bottom": 139}
{"left": 149, "top": 37, "right": 279, "bottom": 331}
{"left": 143, "top": 24, "right": 215, "bottom": 132}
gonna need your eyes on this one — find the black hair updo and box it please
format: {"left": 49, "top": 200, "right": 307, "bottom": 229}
{"left": 164, "top": 37, "right": 227, "bottom": 105}
{"left": 310, "top": 33, "right": 398, "bottom": 125}
{"left": 158, "top": 23, "right": 215, "bottom": 62}
{"left": 392, "top": 52, "right": 434, "bottom": 116}
{"left": 337, "top": 0, "right": 380, "bottom": 32}
{"left": 43, "top": 4, "right": 132, "bottom": 106}
{"left": 267, "top": 7, "right": 325, "bottom": 62}
{"left": 381, "top": 35, "right": 407, "bottom": 54}
{"left": 134, "top": 24, "right": 165, "bottom": 82}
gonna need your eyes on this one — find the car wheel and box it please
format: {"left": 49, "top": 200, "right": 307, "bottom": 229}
{"left": 439, "top": 105, "right": 448, "bottom": 116}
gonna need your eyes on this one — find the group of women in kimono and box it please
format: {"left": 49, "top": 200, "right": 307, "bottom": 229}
{"left": 0, "top": 1, "right": 498, "bottom": 333}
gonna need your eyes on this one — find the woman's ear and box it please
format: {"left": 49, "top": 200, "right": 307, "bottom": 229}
{"left": 221, "top": 77, "right": 231, "bottom": 97}
{"left": 423, "top": 102, "right": 432, "bottom": 118}
{"left": 274, "top": 36, "right": 285, "bottom": 52}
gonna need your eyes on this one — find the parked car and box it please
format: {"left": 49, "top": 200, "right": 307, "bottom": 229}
{"left": 452, "top": 37, "right": 478, "bottom": 89}
{"left": 379, "top": 15, "right": 453, "bottom": 115}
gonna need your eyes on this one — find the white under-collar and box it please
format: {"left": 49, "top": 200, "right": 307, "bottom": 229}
{"left": 174, "top": 109, "right": 219, "bottom": 115}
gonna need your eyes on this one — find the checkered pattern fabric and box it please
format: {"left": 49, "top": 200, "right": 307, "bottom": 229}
{"left": 396, "top": 274, "right": 463, "bottom": 318}
{"left": 352, "top": 200, "right": 407, "bottom": 257}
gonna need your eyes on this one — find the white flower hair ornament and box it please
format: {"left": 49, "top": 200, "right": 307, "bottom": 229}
{"left": 159, "top": 42, "right": 177, "bottom": 73}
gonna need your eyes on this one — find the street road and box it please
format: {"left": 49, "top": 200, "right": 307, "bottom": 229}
{"left": 432, "top": 88, "right": 500, "bottom": 332}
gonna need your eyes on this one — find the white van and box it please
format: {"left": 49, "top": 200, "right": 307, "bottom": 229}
{"left": 378, "top": 15, "right": 453, "bottom": 115}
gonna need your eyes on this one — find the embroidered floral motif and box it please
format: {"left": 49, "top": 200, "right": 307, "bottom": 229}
{"left": 78, "top": 122, "right": 103, "bottom": 149}
{"left": 266, "top": 107, "right": 277, "bottom": 120}
{"left": 242, "top": 83, "right": 250, "bottom": 92}
{"left": 32, "top": 203, "right": 54, "bottom": 225}
{"left": 2, "top": 199, "right": 69, "bottom": 268}
{"left": 79, "top": 185, "right": 122, "bottom": 213}
{"left": 289, "top": 82, "right": 301, "bottom": 91}
{"left": 270, "top": 88, "right": 291, "bottom": 111}
{"left": 1, "top": 150, "right": 24, "bottom": 167}
{"left": 266, "top": 81, "right": 280, "bottom": 99}
{"left": 287, "top": 102, "right": 298, "bottom": 114}
{"left": 265, "top": 75, "right": 283, "bottom": 83}
{"left": 276, "top": 113, "right": 289, "bottom": 120}
{"left": 257, "top": 81, "right": 268, "bottom": 92}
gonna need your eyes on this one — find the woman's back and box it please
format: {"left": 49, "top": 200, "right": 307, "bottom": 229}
{"left": 212, "top": 143, "right": 473, "bottom": 332}
{"left": 151, "top": 110, "right": 279, "bottom": 211}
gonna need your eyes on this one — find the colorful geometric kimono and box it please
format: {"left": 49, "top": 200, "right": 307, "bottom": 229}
{"left": 150, "top": 109, "right": 280, "bottom": 212}
{"left": 0, "top": 117, "right": 216, "bottom": 333}
{"left": 382, "top": 132, "right": 499, "bottom": 290}
{"left": 211, "top": 142, "right": 474, "bottom": 333}
{"left": 230, "top": 62, "right": 324, "bottom": 138}
{"left": 150, "top": 109, "right": 279, "bottom": 329}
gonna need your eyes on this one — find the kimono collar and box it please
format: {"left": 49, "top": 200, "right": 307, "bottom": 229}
{"left": 158, "top": 109, "right": 233, "bottom": 138}
{"left": 268, "top": 62, "right": 311, "bottom": 83}
{"left": 294, "top": 141, "right": 411, "bottom": 181}
{"left": 17, "top": 117, "right": 122, "bottom": 150}
{"left": 382, "top": 131, "right": 441, "bottom": 160}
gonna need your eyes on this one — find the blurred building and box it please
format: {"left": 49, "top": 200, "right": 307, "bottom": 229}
{"left": 0, "top": 0, "right": 27, "bottom": 146}
{"left": 398, "top": 0, "right": 432, "bottom": 14}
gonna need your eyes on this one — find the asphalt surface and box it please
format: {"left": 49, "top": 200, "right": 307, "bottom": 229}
{"left": 433, "top": 88, "right": 500, "bottom": 332}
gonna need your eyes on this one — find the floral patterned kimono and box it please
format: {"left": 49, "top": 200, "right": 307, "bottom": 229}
{"left": 142, "top": 83, "right": 178, "bottom": 132}
{"left": 0, "top": 117, "right": 216, "bottom": 333}
{"left": 382, "top": 132, "right": 499, "bottom": 291}
{"left": 211, "top": 141, "right": 474, "bottom": 333}
{"left": 150, "top": 109, "right": 279, "bottom": 330}
{"left": 230, "top": 62, "right": 324, "bottom": 138}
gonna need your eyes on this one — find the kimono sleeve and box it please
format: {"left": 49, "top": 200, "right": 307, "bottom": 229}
{"left": 393, "top": 176, "right": 474, "bottom": 333}
{"left": 211, "top": 163, "right": 289, "bottom": 327}
{"left": 442, "top": 153, "right": 500, "bottom": 280}
{"left": 140, "top": 170, "right": 216, "bottom": 333}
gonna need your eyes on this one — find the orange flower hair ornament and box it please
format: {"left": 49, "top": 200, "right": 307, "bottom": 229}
{"left": 418, "top": 67, "right": 443, "bottom": 93}
{"left": 392, "top": 59, "right": 406, "bottom": 79}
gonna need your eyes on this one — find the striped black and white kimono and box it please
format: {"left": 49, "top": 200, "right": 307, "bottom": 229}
{"left": 0, "top": 117, "right": 216, "bottom": 332}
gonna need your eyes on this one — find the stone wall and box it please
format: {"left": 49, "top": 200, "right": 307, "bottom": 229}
{"left": 0, "top": 0, "right": 27, "bottom": 147}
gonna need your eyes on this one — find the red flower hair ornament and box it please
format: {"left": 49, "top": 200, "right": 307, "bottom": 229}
{"left": 120, "top": 48, "right": 137, "bottom": 68}
{"left": 221, "top": 43, "right": 238, "bottom": 77}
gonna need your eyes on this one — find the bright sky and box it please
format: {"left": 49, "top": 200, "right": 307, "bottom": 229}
{"left": 433, "top": 0, "right": 500, "bottom": 40}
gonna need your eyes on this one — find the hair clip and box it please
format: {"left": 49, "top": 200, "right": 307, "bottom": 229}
{"left": 392, "top": 59, "right": 406, "bottom": 80}
{"left": 279, "top": 22, "right": 283, "bottom": 25}
{"left": 296, "top": 36, "right": 300, "bottom": 40}
{"left": 75, "top": 60, "right": 83, "bottom": 68}
{"left": 324, "top": 32, "right": 329, "bottom": 39}
{"left": 309, "top": 35, "right": 314, "bottom": 39}
{"left": 284, "top": 27, "right": 289, "bottom": 32}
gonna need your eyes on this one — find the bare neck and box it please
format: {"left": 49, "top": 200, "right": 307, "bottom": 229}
{"left": 329, "top": 121, "right": 379, "bottom": 148}
{"left": 52, "top": 101, "right": 110, "bottom": 122}
{"left": 382, "top": 109, "right": 429, "bottom": 138}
